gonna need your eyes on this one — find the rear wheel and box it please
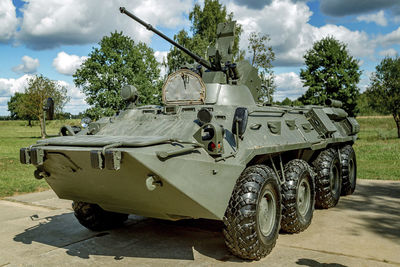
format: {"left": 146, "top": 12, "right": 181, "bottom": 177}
{"left": 340, "top": 145, "right": 357, "bottom": 195}
{"left": 313, "top": 148, "right": 342, "bottom": 209}
{"left": 281, "top": 159, "right": 315, "bottom": 233}
{"left": 72, "top": 201, "right": 128, "bottom": 231}
{"left": 223, "top": 165, "right": 281, "bottom": 260}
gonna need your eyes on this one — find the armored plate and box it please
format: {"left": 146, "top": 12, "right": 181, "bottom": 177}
{"left": 21, "top": 10, "right": 360, "bottom": 259}
{"left": 162, "top": 69, "right": 206, "bottom": 105}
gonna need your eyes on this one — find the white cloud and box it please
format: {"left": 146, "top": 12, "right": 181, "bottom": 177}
{"left": 274, "top": 72, "right": 305, "bottom": 101}
{"left": 358, "top": 72, "right": 372, "bottom": 93}
{"left": 154, "top": 51, "right": 168, "bottom": 77}
{"left": 227, "top": 0, "right": 374, "bottom": 66}
{"left": 63, "top": 98, "right": 88, "bottom": 115}
{"left": 315, "top": 25, "right": 373, "bottom": 58}
{"left": 379, "top": 48, "right": 398, "bottom": 57}
{"left": 377, "top": 27, "right": 400, "bottom": 47}
{"left": 16, "top": 0, "right": 192, "bottom": 49}
{"left": 12, "top": 56, "right": 40, "bottom": 74}
{"left": 0, "top": 75, "right": 88, "bottom": 115}
{"left": 0, "top": 0, "right": 18, "bottom": 42}
{"left": 53, "top": 52, "right": 88, "bottom": 76}
{"left": 0, "top": 75, "right": 32, "bottom": 115}
{"left": 9, "top": 0, "right": 391, "bottom": 69}
{"left": 154, "top": 51, "right": 168, "bottom": 63}
{"left": 227, "top": 0, "right": 312, "bottom": 66}
{"left": 57, "top": 80, "right": 88, "bottom": 114}
{"left": 357, "top": 10, "right": 387, "bottom": 26}
{"left": 0, "top": 97, "right": 8, "bottom": 104}
{"left": 0, "top": 75, "right": 33, "bottom": 97}
{"left": 56, "top": 80, "right": 83, "bottom": 99}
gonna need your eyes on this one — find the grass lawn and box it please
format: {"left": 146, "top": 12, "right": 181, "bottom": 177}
{"left": 0, "top": 120, "right": 79, "bottom": 197}
{"left": 0, "top": 117, "right": 398, "bottom": 198}
{"left": 354, "top": 116, "right": 400, "bottom": 181}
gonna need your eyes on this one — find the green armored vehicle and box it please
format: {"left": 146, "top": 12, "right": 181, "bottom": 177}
{"left": 20, "top": 7, "right": 359, "bottom": 260}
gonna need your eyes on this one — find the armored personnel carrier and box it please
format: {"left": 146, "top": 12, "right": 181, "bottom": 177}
{"left": 20, "top": 7, "right": 359, "bottom": 260}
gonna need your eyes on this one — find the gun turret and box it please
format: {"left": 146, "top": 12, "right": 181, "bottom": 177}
{"left": 119, "top": 7, "right": 216, "bottom": 71}
{"left": 120, "top": 7, "right": 261, "bottom": 103}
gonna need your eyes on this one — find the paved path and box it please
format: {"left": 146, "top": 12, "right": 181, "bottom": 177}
{"left": 0, "top": 179, "right": 399, "bottom": 266}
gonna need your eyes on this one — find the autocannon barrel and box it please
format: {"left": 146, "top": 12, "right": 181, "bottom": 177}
{"left": 119, "top": 7, "right": 215, "bottom": 71}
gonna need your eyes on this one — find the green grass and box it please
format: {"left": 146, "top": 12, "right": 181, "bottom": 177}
{"left": 354, "top": 116, "right": 400, "bottom": 180}
{"left": 0, "top": 117, "right": 399, "bottom": 198}
{"left": 0, "top": 120, "right": 79, "bottom": 197}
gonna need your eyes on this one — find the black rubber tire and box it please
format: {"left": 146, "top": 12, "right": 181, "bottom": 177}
{"left": 223, "top": 165, "right": 281, "bottom": 260}
{"left": 340, "top": 145, "right": 357, "bottom": 195}
{"left": 312, "top": 148, "right": 342, "bottom": 209}
{"left": 281, "top": 159, "right": 315, "bottom": 233}
{"left": 72, "top": 201, "right": 128, "bottom": 231}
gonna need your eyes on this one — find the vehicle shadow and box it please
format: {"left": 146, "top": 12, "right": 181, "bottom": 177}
{"left": 13, "top": 212, "right": 243, "bottom": 262}
{"left": 12, "top": 180, "right": 400, "bottom": 263}
{"left": 296, "top": 258, "right": 347, "bottom": 267}
{"left": 335, "top": 181, "right": 400, "bottom": 243}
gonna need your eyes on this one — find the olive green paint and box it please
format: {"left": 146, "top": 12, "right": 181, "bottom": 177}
{"left": 20, "top": 10, "right": 359, "bottom": 222}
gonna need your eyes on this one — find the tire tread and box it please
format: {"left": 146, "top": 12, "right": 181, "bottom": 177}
{"left": 281, "top": 159, "right": 315, "bottom": 233}
{"left": 340, "top": 145, "right": 357, "bottom": 195}
{"left": 312, "top": 148, "right": 342, "bottom": 209}
{"left": 72, "top": 201, "right": 128, "bottom": 231}
{"left": 223, "top": 165, "right": 281, "bottom": 260}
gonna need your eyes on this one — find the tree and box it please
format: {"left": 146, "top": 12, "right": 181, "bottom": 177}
{"left": 281, "top": 97, "right": 293, "bottom": 106}
{"left": 166, "top": 0, "right": 242, "bottom": 73}
{"left": 366, "top": 56, "right": 400, "bottom": 138}
{"left": 299, "top": 37, "right": 362, "bottom": 116}
{"left": 7, "top": 92, "right": 35, "bottom": 125}
{"left": 276, "top": 97, "right": 303, "bottom": 106}
{"left": 7, "top": 92, "right": 23, "bottom": 119}
{"left": 357, "top": 91, "right": 387, "bottom": 116}
{"left": 18, "top": 75, "right": 69, "bottom": 138}
{"left": 74, "top": 32, "right": 162, "bottom": 119}
{"left": 248, "top": 32, "right": 276, "bottom": 103}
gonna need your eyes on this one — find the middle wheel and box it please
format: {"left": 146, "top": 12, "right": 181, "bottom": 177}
{"left": 281, "top": 159, "right": 315, "bottom": 233}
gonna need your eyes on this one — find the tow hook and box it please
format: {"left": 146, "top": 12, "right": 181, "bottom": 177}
{"left": 34, "top": 168, "right": 49, "bottom": 180}
{"left": 146, "top": 175, "right": 162, "bottom": 191}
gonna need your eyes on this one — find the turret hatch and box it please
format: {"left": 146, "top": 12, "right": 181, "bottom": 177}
{"left": 162, "top": 69, "right": 206, "bottom": 105}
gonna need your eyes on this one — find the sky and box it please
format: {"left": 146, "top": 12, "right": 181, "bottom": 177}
{"left": 0, "top": 0, "right": 400, "bottom": 116}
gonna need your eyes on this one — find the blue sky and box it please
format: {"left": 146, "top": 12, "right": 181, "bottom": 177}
{"left": 0, "top": 0, "right": 399, "bottom": 115}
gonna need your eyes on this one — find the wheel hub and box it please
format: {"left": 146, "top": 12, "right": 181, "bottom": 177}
{"left": 258, "top": 187, "right": 277, "bottom": 237}
{"left": 297, "top": 177, "right": 311, "bottom": 217}
{"left": 330, "top": 164, "right": 340, "bottom": 195}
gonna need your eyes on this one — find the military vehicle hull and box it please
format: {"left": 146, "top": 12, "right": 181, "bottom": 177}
{"left": 21, "top": 104, "right": 358, "bottom": 220}
{"left": 38, "top": 143, "right": 242, "bottom": 221}
{"left": 19, "top": 8, "right": 360, "bottom": 260}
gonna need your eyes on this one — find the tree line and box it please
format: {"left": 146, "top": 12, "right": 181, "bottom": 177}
{"left": 7, "top": 0, "right": 400, "bottom": 138}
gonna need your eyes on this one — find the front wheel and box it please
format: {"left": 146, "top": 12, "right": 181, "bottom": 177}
{"left": 72, "top": 201, "right": 128, "bottom": 231}
{"left": 223, "top": 165, "right": 281, "bottom": 260}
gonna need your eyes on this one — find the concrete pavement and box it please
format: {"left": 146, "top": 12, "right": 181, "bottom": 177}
{"left": 0, "top": 179, "right": 399, "bottom": 266}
